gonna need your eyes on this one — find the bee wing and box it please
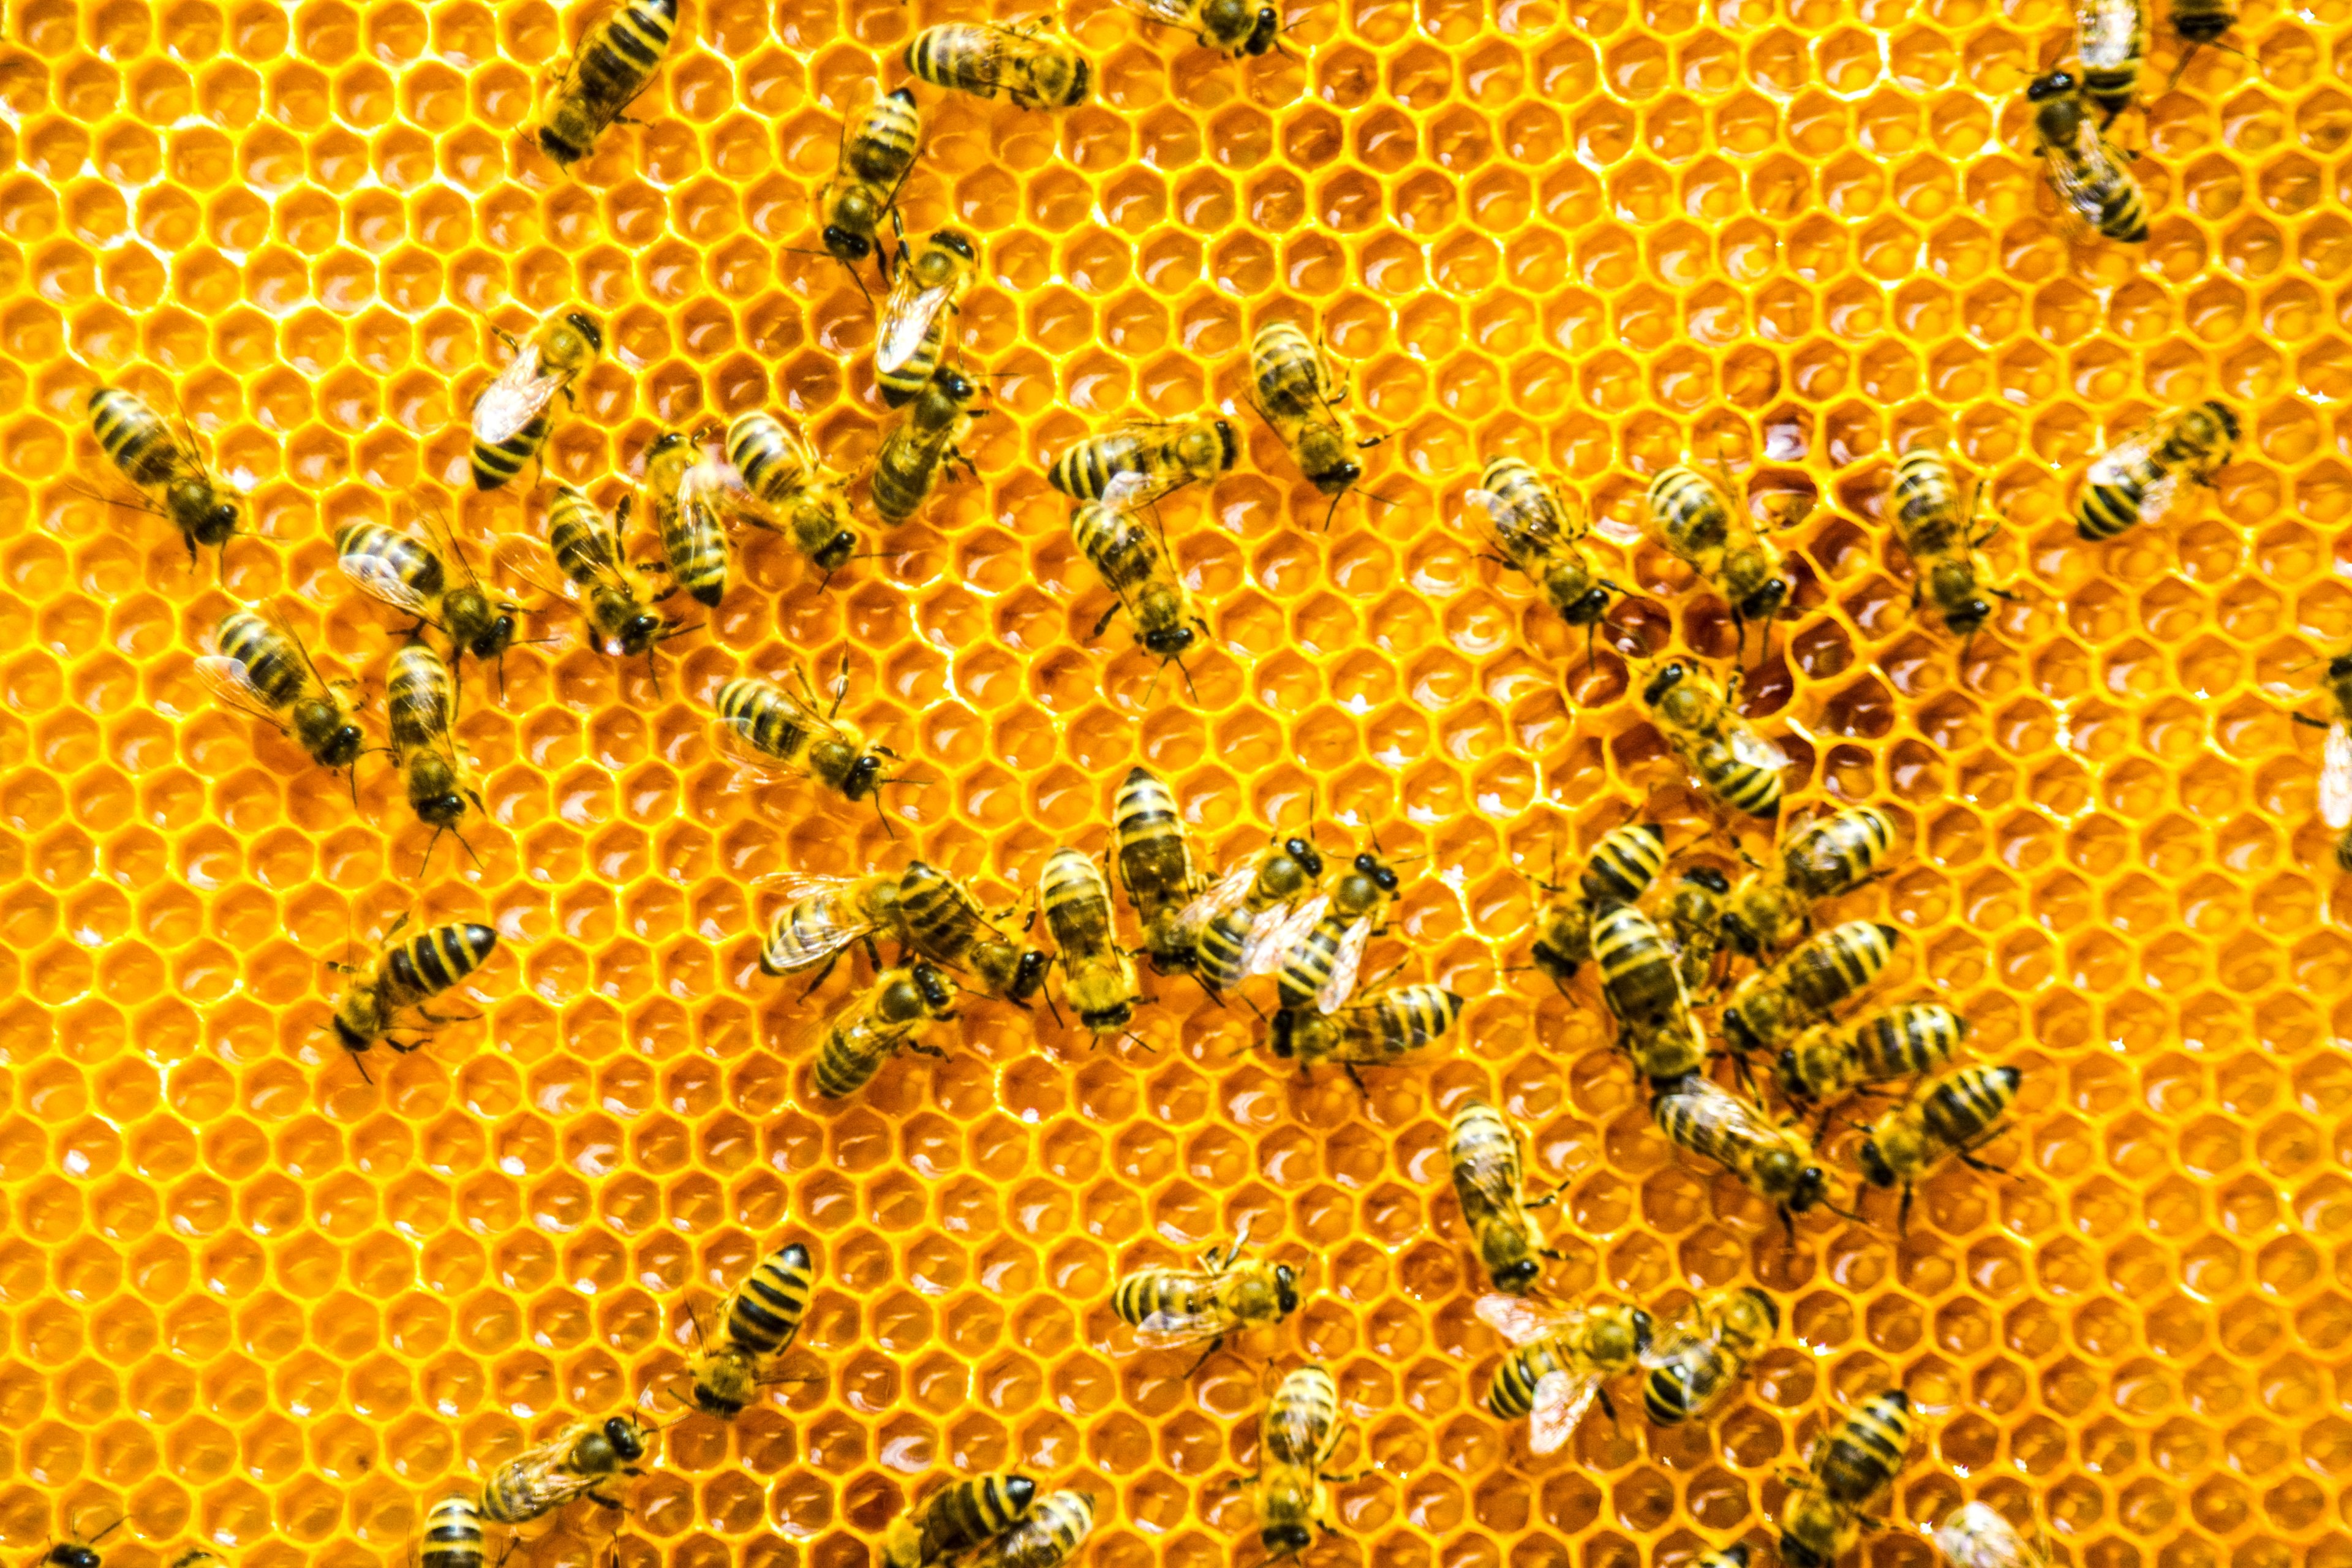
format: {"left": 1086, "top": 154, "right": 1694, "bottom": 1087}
{"left": 1313, "top": 916, "right": 1373, "bottom": 1014}
{"left": 1465, "top": 486, "right": 1527, "bottom": 538}
{"left": 1728, "top": 725, "right": 1789, "bottom": 771}
{"left": 471, "top": 343, "right": 564, "bottom": 445}
{"left": 752, "top": 870, "right": 864, "bottom": 900}
{"left": 1112, "top": 0, "right": 1205, "bottom": 25}
{"left": 1528, "top": 1368, "right": 1603, "bottom": 1455}
{"left": 1261, "top": 1382, "right": 1326, "bottom": 1464}
{"left": 1476, "top": 1291, "right": 1573, "bottom": 1348}
{"left": 192, "top": 654, "right": 285, "bottom": 724}
{"left": 1098, "top": 470, "right": 1154, "bottom": 514}
{"left": 685, "top": 458, "right": 781, "bottom": 530}
{"left": 710, "top": 709, "right": 808, "bottom": 780}
{"left": 1245, "top": 892, "right": 1329, "bottom": 977}
{"left": 876, "top": 281, "right": 956, "bottom": 375}
{"left": 1133, "top": 1302, "right": 1241, "bottom": 1351}
{"left": 2323, "top": 723, "right": 2352, "bottom": 830}
{"left": 339, "top": 551, "right": 437, "bottom": 619}
{"left": 1453, "top": 1144, "right": 1529, "bottom": 1227}
{"left": 1177, "top": 861, "right": 1260, "bottom": 932}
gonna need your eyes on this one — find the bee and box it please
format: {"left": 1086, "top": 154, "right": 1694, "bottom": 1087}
{"left": 535, "top": 0, "right": 677, "bottom": 167}
{"left": 29, "top": 1521, "right": 122, "bottom": 1568}
{"left": 876, "top": 228, "right": 979, "bottom": 380}
{"left": 1114, "top": 765, "right": 1207, "bottom": 977}
{"left": 1640, "top": 659, "right": 1789, "bottom": 818}
{"left": 328, "top": 916, "right": 499, "bottom": 1082}
{"left": 2298, "top": 649, "right": 2352, "bottom": 871}
{"left": 545, "top": 483, "right": 689, "bottom": 681}
{"left": 906, "top": 18, "right": 1091, "bottom": 109}
{"left": 1110, "top": 1219, "right": 1300, "bottom": 1357}
{"left": 724, "top": 410, "right": 860, "bottom": 576}
{"left": 1449, "top": 1098, "right": 1562, "bottom": 1294}
{"left": 419, "top": 1497, "right": 485, "bottom": 1568}
{"left": 883, "top": 1475, "right": 1039, "bottom": 1568}
{"left": 1720, "top": 805, "right": 1896, "bottom": 958}
{"left": 2074, "top": 396, "right": 2239, "bottom": 540}
{"left": 1857, "top": 1065, "right": 2024, "bottom": 1229}
{"left": 760, "top": 872, "right": 905, "bottom": 986}
{"left": 1779, "top": 1391, "right": 1915, "bottom": 1568}
{"left": 1250, "top": 321, "right": 1384, "bottom": 527}
{"left": 1593, "top": 904, "right": 1705, "bottom": 1085}
{"left": 964, "top": 1490, "right": 1095, "bottom": 1568}
{"left": 2027, "top": 71, "right": 2149, "bottom": 244}
{"left": 1040, "top": 846, "right": 1141, "bottom": 1036}
{"left": 818, "top": 84, "right": 921, "bottom": 276}
{"left": 1475, "top": 1292, "right": 1653, "bottom": 1453}
{"left": 2168, "top": 0, "right": 2236, "bottom": 69}
{"left": 88, "top": 385, "right": 242, "bottom": 565}
{"left": 1721, "top": 919, "right": 1901, "bottom": 1057}
{"left": 194, "top": 608, "right": 367, "bottom": 783}
{"left": 1889, "top": 449, "right": 2015, "bottom": 641}
{"left": 1937, "top": 1502, "right": 2050, "bottom": 1568}
{"left": 686, "top": 1237, "right": 816, "bottom": 1417}
{"left": 876, "top": 315, "right": 950, "bottom": 410}
{"left": 1252, "top": 847, "right": 1404, "bottom": 1015}
{"left": 1270, "top": 984, "right": 1466, "bottom": 1084}
{"left": 1180, "top": 834, "right": 1326, "bottom": 993}
{"left": 386, "top": 643, "right": 481, "bottom": 865}
{"left": 1641, "top": 462, "right": 1796, "bottom": 637}
{"left": 1649, "top": 1073, "right": 1828, "bottom": 1228}
{"left": 1641, "top": 1284, "right": 1779, "bottom": 1425}
{"left": 640, "top": 429, "right": 733, "bottom": 609}
{"left": 899, "top": 859, "right": 1051, "bottom": 1004}
{"left": 1071, "top": 472, "right": 1207, "bottom": 669}
{"left": 337, "top": 514, "right": 524, "bottom": 676}
{"left": 1467, "top": 457, "right": 1624, "bottom": 644}
{"left": 1526, "top": 822, "right": 1667, "bottom": 988}
{"left": 713, "top": 668, "right": 903, "bottom": 828}
{"left": 1112, "top": 0, "right": 1281, "bottom": 56}
{"left": 873, "top": 364, "right": 984, "bottom": 524}
{"left": 480, "top": 1414, "right": 653, "bottom": 1523}
{"left": 1251, "top": 1368, "right": 1351, "bottom": 1557}
{"left": 1775, "top": 1003, "right": 1969, "bottom": 1107}
{"left": 469, "top": 306, "right": 602, "bottom": 491}
{"left": 1696, "top": 1547, "right": 1754, "bottom": 1568}
{"left": 1660, "top": 865, "right": 1730, "bottom": 995}
{"left": 813, "top": 962, "right": 960, "bottom": 1101}
{"left": 1047, "top": 417, "right": 1240, "bottom": 502}
{"left": 2073, "top": 0, "right": 2146, "bottom": 123}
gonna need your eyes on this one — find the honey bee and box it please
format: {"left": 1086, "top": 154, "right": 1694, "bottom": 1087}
{"left": 1640, "top": 464, "right": 1794, "bottom": 647}
{"left": 1593, "top": 904, "right": 1705, "bottom": 1085}
{"left": 1047, "top": 417, "right": 1240, "bottom": 502}
{"left": 1888, "top": 449, "right": 2016, "bottom": 641}
{"left": 329, "top": 916, "right": 499, "bottom": 1082}
{"left": 884, "top": 1475, "right": 1039, "bottom": 1568}
{"left": 1247, "top": 1366, "right": 1349, "bottom": 1559}
{"left": 1525, "top": 823, "right": 1666, "bottom": 989}
{"left": 712, "top": 667, "right": 903, "bottom": 828}
{"left": 1112, "top": 0, "right": 1281, "bottom": 55}
{"left": 1659, "top": 866, "right": 1730, "bottom": 995}
{"left": 1775, "top": 1003, "right": 1969, "bottom": 1107}
{"left": 1720, "top": 805, "right": 1896, "bottom": 958}
{"left": 194, "top": 608, "right": 366, "bottom": 785}
{"left": 1649, "top": 1073, "right": 1828, "bottom": 1229}
{"left": 1250, "top": 321, "right": 1384, "bottom": 527}
{"left": 337, "top": 514, "right": 525, "bottom": 677}
{"left": 480, "top": 1415, "right": 653, "bottom": 1523}
{"left": 2073, "top": 0, "right": 2146, "bottom": 123}
{"left": 1721, "top": 919, "right": 1901, "bottom": 1057}
{"left": 1641, "top": 1284, "right": 1779, "bottom": 1425}
{"left": 1639, "top": 659, "right": 1789, "bottom": 818}
{"left": 724, "top": 410, "right": 861, "bottom": 577}
{"left": 1180, "top": 834, "right": 1326, "bottom": 994}
{"left": 759, "top": 872, "right": 905, "bottom": 986}
{"left": 1110, "top": 1219, "right": 1300, "bottom": 1358}
{"left": 906, "top": 18, "right": 1091, "bottom": 108}
{"left": 1467, "top": 457, "right": 1624, "bottom": 645}
{"left": 29, "top": 1521, "right": 121, "bottom": 1568}
{"left": 1937, "top": 1502, "right": 2050, "bottom": 1568}
{"left": 964, "top": 1490, "right": 1095, "bottom": 1568}
{"left": 387, "top": 643, "right": 482, "bottom": 869}
{"left": 899, "top": 860, "right": 1051, "bottom": 1005}
{"left": 1251, "top": 847, "right": 1404, "bottom": 1015}
{"left": 813, "top": 962, "right": 960, "bottom": 1101}
{"left": 545, "top": 483, "right": 690, "bottom": 681}
{"left": 1270, "top": 984, "right": 1466, "bottom": 1085}
{"left": 1449, "top": 1098, "right": 1562, "bottom": 1294}
{"left": 2168, "top": 0, "right": 2236, "bottom": 69}
{"left": 2074, "top": 397, "right": 2239, "bottom": 540}
{"left": 2297, "top": 648, "right": 2352, "bottom": 871}
{"left": 687, "top": 1238, "right": 816, "bottom": 1417}
{"left": 1072, "top": 472, "right": 1207, "bottom": 671}
{"left": 1114, "top": 765, "right": 1207, "bottom": 976}
{"left": 876, "top": 228, "right": 979, "bottom": 380}
{"left": 1475, "top": 1293, "right": 1653, "bottom": 1453}
{"left": 2029, "top": 71, "right": 2149, "bottom": 245}
{"left": 535, "top": 0, "right": 677, "bottom": 167}
{"left": 1856, "top": 1065, "right": 2023, "bottom": 1229}
{"left": 419, "top": 1496, "right": 485, "bottom": 1568}
{"left": 818, "top": 83, "right": 921, "bottom": 276}
{"left": 470, "top": 307, "right": 602, "bottom": 491}
{"left": 1778, "top": 1391, "right": 1915, "bottom": 1568}
{"left": 88, "top": 385, "right": 243, "bottom": 565}
{"left": 1040, "top": 846, "right": 1140, "bottom": 1036}
{"left": 873, "top": 364, "right": 984, "bottom": 524}
{"left": 641, "top": 429, "right": 733, "bottom": 609}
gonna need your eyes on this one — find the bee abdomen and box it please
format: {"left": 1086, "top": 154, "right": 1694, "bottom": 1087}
{"left": 1486, "top": 1340, "right": 1558, "bottom": 1419}
{"left": 216, "top": 611, "right": 304, "bottom": 707}
{"left": 90, "top": 386, "right": 178, "bottom": 486}
{"left": 580, "top": 0, "right": 677, "bottom": 93}
{"left": 1111, "top": 1266, "right": 1197, "bottom": 1326}
{"left": 421, "top": 1496, "right": 486, "bottom": 1568}
{"left": 724, "top": 1243, "right": 814, "bottom": 1355}
{"left": 382, "top": 922, "right": 498, "bottom": 1008}
{"left": 470, "top": 412, "right": 551, "bottom": 492}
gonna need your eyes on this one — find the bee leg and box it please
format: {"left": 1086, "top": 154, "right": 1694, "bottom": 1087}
{"left": 589, "top": 1492, "right": 625, "bottom": 1510}
{"left": 1957, "top": 1151, "right": 2009, "bottom": 1176}
{"left": 1344, "top": 1063, "right": 1369, "bottom": 1100}
{"left": 1897, "top": 1186, "right": 1914, "bottom": 1235}
{"left": 1183, "top": 1336, "right": 1224, "bottom": 1378}
{"left": 1091, "top": 602, "right": 1122, "bottom": 639}
{"left": 2291, "top": 712, "right": 2332, "bottom": 728}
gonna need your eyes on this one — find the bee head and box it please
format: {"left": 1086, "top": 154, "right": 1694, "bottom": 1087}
{"left": 843, "top": 751, "right": 883, "bottom": 801}
{"left": 1719, "top": 1007, "right": 1758, "bottom": 1055}
{"left": 1009, "top": 948, "right": 1050, "bottom": 1002}
{"left": 1736, "top": 578, "right": 1789, "bottom": 623}
{"left": 616, "top": 611, "right": 664, "bottom": 656}
{"left": 332, "top": 1012, "right": 374, "bottom": 1053}
{"left": 1353, "top": 850, "right": 1398, "bottom": 892}
{"left": 1308, "top": 456, "right": 1362, "bottom": 495}
{"left": 417, "top": 790, "right": 468, "bottom": 828}
{"left": 472, "top": 613, "right": 518, "bottom": 659}
{"left": 1779, "top": 1540, "right": 1826, "bottom": 1568}
{"left": 1494, "top": 1257, "right": 1540, "bottom": 1291}
{"left": 536, "top": 125, "right": 585, "bottom": 165}
{"left": 646, "top": 429, "right": 692, "bottom": 461}
{"left": 2328, "top": 652, "right": 2352, "bottom": 679}
{"left": 1856, "top": 1137, "right": 1895, "bottom": 1188}
{"left": 1570, "top": 585, "right": 1611, "bottom": 622}
{"left": 823, "top": 225, "right": 872, "bottom": 263}
{"left": 1640, "top": 660, "right": 1687, "bottom": 706}
{"left": 1682, "top": 865, "right": 1729, "bottom": 896}
{"left": 1268, "top": 1009, "right": 1296, "bottom": 1058}
{"left": 604, "top": 1417, "right": 647, "bottom": 1462}
{"left": 814, "top": 529, "right": 858, "bottom": 571}
{"left": 321, "top": 721, "right": 366, "bottom": 769}
{"left": 1143, "top": 622, "right": 1198, "bottom": 658}
{"left": 1785, "top": 1163, "right": 1826, "bottom": 1213}
{"left": 885, "top": 85, "right": 916, "bottom": 104}
{"left": 1262, "top": 1526, "right": 1312, "bottom": 1555}
{"left": 933, "top": 228, "right": 978, "bottom": 262}
{"left": 913, "top": 963, "right": 954, "bottom": 1011}
{"left": 1774, "top": 1047, "right": 1806, "bottom": 1099}
{"left": 1273, "top": 1264, "right": 1299, "bottom": 1314}
{"left": 171, "top": 478, "right": 238, "bottom": 544}
{"left": 1283, "top": 837, "right": 1324, "bottom": 878}
{"left": 49, "top": 1549, "right": 100, "bottom": 1568}
{"left": 1627, "top": 1307, "right": 1653, "bottom": 1355}
{"left": 1945, "top": 597, "right": 1992, "bottom": 635}
{"left": 1716, "top": 1548, "right": 1751, "bottom": 1568}
{"left": 1243, "top": 5, "right": 1281, "bottom": 53}
{"left": 2026, "top": 69, "right": 2076, "bottom": 100}
{"left": 567, "top": 310, "right": 605, "bottom": 353}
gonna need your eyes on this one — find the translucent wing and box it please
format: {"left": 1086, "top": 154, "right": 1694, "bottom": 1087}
{"left": 1262, "top": 1383, "right": 1325, "bottom": 1466}
{"left": 471, "top": 342, "right": 565, "bottom": 445}
{"left": 1112, "top": 0, "right": 1205, "bottom": 26}
{"left": 339, "top": 551, "right": 437, "bottom": 619}
{"left": 1528, "top": 1366, "right": 1604, "bottom": 1455}
{"left": 2322, "top": 722, "right": 2352, "bottom": 830}
{"left": 753, "top": 871, "right": 866, "bottom": 900}
{"left": 194, "top": 654, "right": 288, "bottom": 723}
{"left": 1476, "top": 1291, "right": 1574, "bottom": 1348}
{"left": 1452, "top": 1138, "right": 1528, "bottom": 1223}
{"left": 1313, "top": 916, "right": 1372, "bottom": 1014}
{"left": 1134, "top": 1300, "right": 1241, "bottom": 1351}
{"left": 709, "top": 693, "right": 829, "bottom": 780}
{"left": 1177, "top": 861, "right": 1260, "bottom": 933}
{"left": 1245, "top": 892, "right": 1328, "bottom": 978}
{"left": 1936, "top": 1504, "right": 2039, "bottom": 1568}
{"left": 2085, "top": 431, "right": 2156, "bottom": 491}
{"left": 876, "top": 282, "right": 956, "bottom": 375}
{"left": 1728, "top": 724, "right": 1790, "bottom": 771}
{"left": 685, "top": 458, "right": 780, "bottom": 532}
{"left": 1098, "top": 470, "right": 1153, "bottom": 514}
{"left": 1466, "top": 486, "right": 1529, "bottom": 540}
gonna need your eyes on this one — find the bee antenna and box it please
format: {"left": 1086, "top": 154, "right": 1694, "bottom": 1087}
{"left": 88, "top": 1520, "right": 126, "bottom": 1546}
{"left": 351, "top": 1049, "right": 375, "bottom": 1087}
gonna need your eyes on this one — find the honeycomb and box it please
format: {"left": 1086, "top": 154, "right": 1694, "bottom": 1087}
{"left": 2, "top": 0, "right": 2351, "bottom": 1566}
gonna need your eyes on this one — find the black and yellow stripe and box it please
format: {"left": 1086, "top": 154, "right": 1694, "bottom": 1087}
{"left": 538, "top": 0, "right": 678, "bottom": 164}
{"left": 90, "top": 386, "right": 182, "bottom": 486}
{"left": 1811, "top": 1390, "right": 1914, "bottom": 1506}
{"left": 380, "top": 922, "right": 499, "bottom": 1012}
{"left": 420, "top": 1497, "right": 485, "bottom": 1568}
{"left": 469, "top": 412, "right": 549, "bottom": 491}
{"left": 913, "top": 1474, "right": 1038, "bottom": 1564}
{"left": 720, "top": 1241, "right": 813, "bottom": 1357}
{"left": 1594, "top": 904, "right": 1683, "bottom": 1035}
{"left": 1581, "top": 822, "right": 1666, "bottom": 903}
{"left": 1782, "top": 921, "right": 1898, "bottom": 1016}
